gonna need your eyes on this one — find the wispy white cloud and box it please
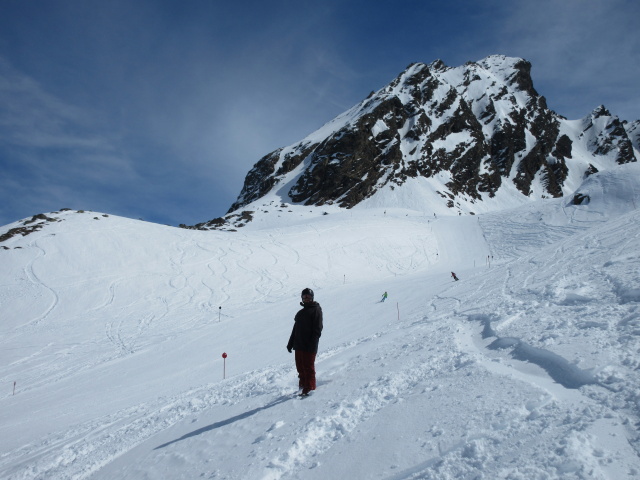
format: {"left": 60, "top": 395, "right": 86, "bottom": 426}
{"left": 0, "top": 57, "right": 134, "bottom": 158}
{"left": 0, "top": 59, "right": 107, "bottom": 150}
{"left": 0, "top": 57, "right": 148, "bottom": 223}
{"left": 491, "top": 0, "right": 640, "bottom": 120}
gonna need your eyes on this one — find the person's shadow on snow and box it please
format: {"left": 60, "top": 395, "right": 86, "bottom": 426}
{"left": 154, "top": 395, "right": 292, "bottom": 450}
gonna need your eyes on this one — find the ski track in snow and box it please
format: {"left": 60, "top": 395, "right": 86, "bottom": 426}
{"left": 18, "top": 238, "right": 60, "bottom": 330}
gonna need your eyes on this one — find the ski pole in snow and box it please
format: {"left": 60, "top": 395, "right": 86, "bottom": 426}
{"left": 218, "top": 306, "right": 222, "bottom": 322}
{"left": 397, "top": 302, "right": 400, "bottom": 321}
{"left": 13, "top": 381, "right": 16, "bottom": 395}
{"left": 222, "top": 352, "right": 227, "bottom": 379}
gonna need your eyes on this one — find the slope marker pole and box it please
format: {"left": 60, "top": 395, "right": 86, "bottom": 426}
{"left": 222, "top": 352, "right": 227, "bottom": 379}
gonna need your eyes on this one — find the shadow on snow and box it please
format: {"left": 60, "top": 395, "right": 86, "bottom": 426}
{"left": 154, "top": 395, "right": 292, "bottom": 450}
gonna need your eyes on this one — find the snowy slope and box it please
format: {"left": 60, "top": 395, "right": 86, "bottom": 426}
{"left": 1, "top": 164, "right": 640, "bottom": 479}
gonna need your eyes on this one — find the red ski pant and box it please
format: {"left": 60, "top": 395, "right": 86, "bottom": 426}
{"left": 295, "top": 350, "right": 317, "bottom": 391}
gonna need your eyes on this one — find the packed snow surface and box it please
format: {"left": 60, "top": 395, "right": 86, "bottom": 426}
{"left": 1, "top": 164, "right": 640, "bottom": 479}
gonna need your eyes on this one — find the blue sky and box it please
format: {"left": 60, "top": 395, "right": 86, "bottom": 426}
{"left": 0, "top": 0, "right": 638, "bottom": 227}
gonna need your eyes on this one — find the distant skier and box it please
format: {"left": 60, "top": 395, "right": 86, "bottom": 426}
{"left": 287, "top": 288, "right": 323, "bottom": 396}
{"left": 451, "top": 272, "right": 459, "bottom": 281}
{"left": 381, "top": 291, "right": 388, "bottom": 302}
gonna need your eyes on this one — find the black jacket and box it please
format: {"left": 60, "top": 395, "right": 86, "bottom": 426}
{"left": 287, "top": 301, "right": 323, "bottom": 353}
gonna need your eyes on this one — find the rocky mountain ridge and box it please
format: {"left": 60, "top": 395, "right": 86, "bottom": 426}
{"left": 187, "top": 55, "right": 638, "bottom": 230}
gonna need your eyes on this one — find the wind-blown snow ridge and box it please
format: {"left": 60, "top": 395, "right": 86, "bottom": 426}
{"left": 1, "top": 164, "right": 640, "bottom": 479}
{"left": 468, "top": 313, "right": 597, "bottom": 389}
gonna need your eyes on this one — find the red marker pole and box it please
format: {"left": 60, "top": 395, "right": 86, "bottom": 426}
{"left": 222, "top": 352, "right": 227, "bottom": 379}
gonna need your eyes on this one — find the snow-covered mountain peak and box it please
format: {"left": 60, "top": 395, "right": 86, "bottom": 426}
{"left": 187, "top": 55, "right": 637, "bottom": 231}
{"left": 591, "top": 104, "right": 612, "bottom": 118}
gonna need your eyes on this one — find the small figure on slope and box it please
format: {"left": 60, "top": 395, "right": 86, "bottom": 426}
{"left": 451, "top": 272, "right": 459, "bottom": 281}
{"left": 287, "top": 288, "right": 323, "bottom": 397}
{"left": 381, "top": 291, "right": 388, "bottom": 302}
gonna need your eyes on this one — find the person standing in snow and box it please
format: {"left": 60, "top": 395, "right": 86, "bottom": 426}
{"left": 287, "top": 288, "right": 323, "bottom": 396}
{"left": 381, "top": 291, "right": 388, "bottom": 302}
{"left": 451, "top": 272, "right": 459, "bottom": 281}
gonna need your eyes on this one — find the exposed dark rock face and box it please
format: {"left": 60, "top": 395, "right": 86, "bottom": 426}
{"left": 585, "top": 164, "right": 599, "bottom": 177}
{"left": 0, "top": 213, "right": 60, "bottom": 243}
{"left": 584, "top": 106, "right": 636, "bottom": 165}
{"left": 228, "top": 150, "right": 282, "bottom": 213}
{"left": 571, "top": 193, "right": 590, "bottom": 205}
{"left": 626, "top": 120, "right": 640, "bottom": 152}
{"left": 190, "top": 55, "right": 638, "bottom": 229}
{"left": 180, "top": 210, "right": 254, "bottom": 232}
